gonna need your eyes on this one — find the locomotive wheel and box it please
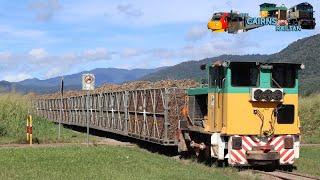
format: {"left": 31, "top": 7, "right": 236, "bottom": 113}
{"left": 280, "top": 165, "right": 294, "bottom": 172}
{"left": 210, "top": 158, "right": 224, "bottom": 167}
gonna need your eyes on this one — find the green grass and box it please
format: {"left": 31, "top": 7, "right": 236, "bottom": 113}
{"left": 0, "top": 93, "right": 98, "bottom": 144}
{"left": 295, "top": 146, "right": 320, "bottom": 177}
{"left": 0, "top": 145, "right": 243, "bottom": 180}
{"left": 299, "top": 94, "right": 320, "bottom": 143}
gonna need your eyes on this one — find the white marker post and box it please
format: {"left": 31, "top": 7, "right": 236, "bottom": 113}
{"left": 82, "top": 74, "right": 95, "bottom": 146}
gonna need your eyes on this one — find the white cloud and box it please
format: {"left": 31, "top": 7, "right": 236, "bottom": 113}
{"left": 0, "top": 52, "right": 12, "bottom": 63}
{"left": 143, "top": 32, "right": 261, "bottom": 66}
{"left": 0, "top": 25, "right": 47, "bottom": 39}
{"left": 151, "top": 48, "right": 176, "bottom": 59}
{"left": 185, "top": 26, "right": 208, "bottom": 41}
{"left": 0, "top": 47, "right": 115, "bottom": 80}
{"left": 45, "top": 67, "right": 65, "bottom": 78}
{"left": 117, "top": 4, "right": 143, "bottom": 18}
{"left": 29, "top": 0, "right": 62, "bottom": 22}
{"left": 83, "top": 47, "right": 111, "bottom": 61}
{"left": 120, "top": 48, "right": 144, "bottom": 58}
{"left": 3, "top": 73, "right": 32, "bottom": 82}
{"left": 159, "top": 59, "right": 177, "bottom": 67}
{"left": 29, "top": 48, "right": 49, "bottom": 59}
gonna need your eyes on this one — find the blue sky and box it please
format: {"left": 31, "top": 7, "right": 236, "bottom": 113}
{"left": 0, "top": 0, "right": 319, "bottom": 81}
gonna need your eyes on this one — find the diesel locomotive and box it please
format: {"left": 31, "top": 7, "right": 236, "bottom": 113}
{"left": 178, "top": 61, "right": 304, "bottom": 167}
{"left": 287, "top": 2, "right": 316, "bottom": 29}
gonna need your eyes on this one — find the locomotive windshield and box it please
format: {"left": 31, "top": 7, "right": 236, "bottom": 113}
{"left": 271, "top": 65, "right": 296, "bottom": 88}
{"left": 211, "top": 16, "right": 222, "bottom": 21}
{"left": 297, "top": 5, "right": 313, "bottom": 11}
{"left": 231, "top": 62, "right": 259, "bottom": 87}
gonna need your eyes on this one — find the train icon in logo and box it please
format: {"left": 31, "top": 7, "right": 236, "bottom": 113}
{"left": 208, "top": 2, "right": 316, "bottom": 33}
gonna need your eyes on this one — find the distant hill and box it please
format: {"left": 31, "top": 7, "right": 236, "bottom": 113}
{"left": 0, "top": 67, "right": 167, "bottom": 94}
{"left": 269, "top": 34, "right": 320, "bottom": 95}
{"left": 140, "top": 54, "right": 274, "bottom": 82}
{"left": 141, "top": 34, "right": 320, "bottom": 95}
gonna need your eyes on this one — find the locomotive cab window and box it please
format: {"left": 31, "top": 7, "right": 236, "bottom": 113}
{"left": 211, "top": 16, "right": 221, "bottom": 21}
{"left": 231, "top": 62, "right": 259, "bottom": 87}
{"left": 271, "top": 65, "right": 296, "bottom": 88}
{"left": 210, "top": 66, "right": 225, "bottom": 88}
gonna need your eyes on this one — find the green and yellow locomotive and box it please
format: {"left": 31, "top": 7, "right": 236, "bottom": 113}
{"left": 260, "top": 3, "right": 287, "bottom": 21}
{"left": 179, "top": 61, "right": 304, "bottom": 167}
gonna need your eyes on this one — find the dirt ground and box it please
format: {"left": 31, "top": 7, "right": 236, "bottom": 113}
{"left": 0, "top": 138, "right": 133, "bottom": 149}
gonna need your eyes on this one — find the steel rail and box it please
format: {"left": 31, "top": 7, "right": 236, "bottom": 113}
{"left": 251, "top": 169, "right": 319, "bottom": 180}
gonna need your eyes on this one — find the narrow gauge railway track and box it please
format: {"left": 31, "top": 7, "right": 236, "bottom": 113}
{"left": 251, "top": 169, "right": 320, "bottom": 180}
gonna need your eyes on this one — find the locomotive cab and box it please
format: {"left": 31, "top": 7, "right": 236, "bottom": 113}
{"left": 207, "top": 12, "right": 228, "bottom": 32}
{"left": 260, "top": 3, "right": 288, "bottom": 26}
{"left": 180, "top": 61, "right": 304, "bottom": 167}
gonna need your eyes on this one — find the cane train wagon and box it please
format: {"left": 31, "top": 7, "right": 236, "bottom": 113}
{"left": 32, "top": 61, "right": 304, "bottom": 168}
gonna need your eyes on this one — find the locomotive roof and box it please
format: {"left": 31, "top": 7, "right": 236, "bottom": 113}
{"left": 204, "top": 61, "right": 304, "bottom": 70}
{"left": 260, "top": 6, "right": 287, "bottom": 11}
{"left": 291, "top": 2, "right": 313, "bottom": 8}
{"left": 227, "top": 61, "right": 300, "bottom": 64}
{"left": 259, "top": 3, "right": 276, "bottom": 7}
{"left": 226, "top": 61, "right": 304, "bottom": 69}
{"left": 213, "top": 12, "right": 227, "bottom": 16}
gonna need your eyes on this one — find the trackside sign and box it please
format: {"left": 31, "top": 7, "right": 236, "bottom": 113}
{"left": 82, "top": 74, "right": 95, "bottom": 90}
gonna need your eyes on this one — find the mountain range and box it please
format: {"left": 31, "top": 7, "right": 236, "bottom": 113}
{"left": 0, "top": 67, "right": 166, "bottom": 94}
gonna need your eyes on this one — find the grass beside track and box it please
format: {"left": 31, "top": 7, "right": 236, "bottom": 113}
{"left": 299, "top": 94, "right": 320, "bottom": 144}
{"left": 0, "top": 93, "right": 99, "bottom": 144}
{"left": 0, "top": 145, "right": 242, "bottom": 180}
{"left": 0, "top": 145, "right": 318, "bottom": 180}
{"left": 295, "top": 146, "right": 320, "bottom": 177}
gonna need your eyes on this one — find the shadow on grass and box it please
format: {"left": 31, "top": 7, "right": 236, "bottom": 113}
{"left": 61, "top": 124, "right": 179, "bottom": 157}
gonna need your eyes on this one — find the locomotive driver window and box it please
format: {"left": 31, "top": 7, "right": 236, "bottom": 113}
{"left": 271, "top": 65, "right": 296, "bottom": 88}
{"left": 210, "top": 66, "right": 225, "bottom": 88}
{"left": 231, "top": 62, "right": 259, "bottom": 87}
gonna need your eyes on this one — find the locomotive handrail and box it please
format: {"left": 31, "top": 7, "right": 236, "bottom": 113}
{"left": 214, "top": 80, "right": 217, "bottom": 128}
{"left": 221, "top": 78, "right": 226, "bottom": 127}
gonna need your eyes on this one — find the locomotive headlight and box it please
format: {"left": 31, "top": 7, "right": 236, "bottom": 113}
{"left": 254, "top": 89, "right": 263, "bottom": 101}
{"left": 263, "top": 89, "right": 273, "bottom": 101}
{"left": 272, "top": 90, "right": 283, "bottom": 101}
{"left": 284, "top": 136, "right": 294, "bottom": 149}
{"left": 232, "top": 137, "right": 242, "bottom": 150}
{"left": 251, "top": 88, "right": 284, "bottom": 102}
